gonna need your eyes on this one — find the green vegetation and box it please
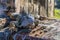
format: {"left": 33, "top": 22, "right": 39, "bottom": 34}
{"left": 58, "top": 0, "right": 60, "bottom": 2}
{"left": 54, "top": 9, "right": 60, "bottom": 19}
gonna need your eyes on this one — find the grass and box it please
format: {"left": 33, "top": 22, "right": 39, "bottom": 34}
{"left": 54, "top": 9, "right": 60, "bottom": 19}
